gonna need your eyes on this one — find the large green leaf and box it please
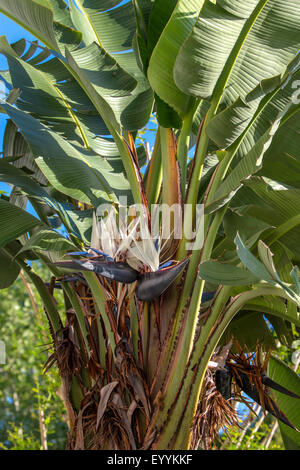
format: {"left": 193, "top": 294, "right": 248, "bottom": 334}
{"left": 0, "top": 36, "right": 140, "bottom": 143}
{"left": 0, "top": 241, "right": 23, "bottom": 289}
{"left": 241, "top": 178, "right": 300, "bottom": 261}
{"left": 147, "top": 0, "right": 205, "bottom": 117}
{"left": 0, "top": 0, "right": 59, "bottom": 51}
{"left": 70, "top": 0, "right": 135, "bottom": 52}
{"left": 227, "top": 64, "right": 300, "bottom": 169}
{"left": 0, "top": 159, "right": 53, "bottom": 204}
{"left": 244, "top": 295, "right": 300, "bottom": 327}
{"left": 0, "top": 0, "right": 82, "bottom": 53}
{"left": 2, "top": 38, "right": 149, "bottom": 177}
{"left": 259, "top": 107, "right": 300, "bottom": 189}
{"left": 235, "top": 234, "right": 300, "bottom": 308}
{"left": 223, "top": 210, "right": 270, "bottom": 248}
{"left": 221, "top": 311, "right": 275, "bottom": 351}
{"left": 205, "top": 103, "right": 289, "bottom": 213}
{"left": 109, "top": 51, "right": 154, "bottom": 131}
{"left": 0, "top": 100, "right": 130, "bottom": 206}
{"left": 63, "top": 207, "right": 93, "bottom": 246}
{"left": 0, "top": 36, "right": 113, "bottom": 146}
{"left": 174, "top": 0, "right": 300, "bottom": 105}
{"left": 69, "top": 44, "right": 153, "bottom": 132}
{"left": 2, "top": 120, "right": 47, "bottom": 185}
{"left": 199, "top": 260, "right": 260, "bottom": 286}
{"left": 205, "top": 75, "right": 282, "bottom": 149}
{"left": 268, "top": 356, "right": 300, "bottom": 449}
{"left": 69, "top": 0, "right": 155, "bottom": 131}
{"left": 70, "top": 43, "right": 138, "bottom": 97}
{"left": 16, "top": 229, "right": 76, "bottom": 255}
{"left": 0, "top": 198, "right": 41, "bottom": 248}
{"left": 147, "top": 0, "right": 178, "bottom": 56}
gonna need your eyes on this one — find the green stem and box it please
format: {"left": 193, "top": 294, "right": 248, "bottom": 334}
{"left": 173, "top": 285, "right": 289, "bottom": 449}
{"left": 130, "top": 297, "right": 139, "bottom": 362}
{"left": 97, "top": 316, "right": 107, "bottom": 372}
{"left": 63, "top": 282, "right": 90, "bottom": 351}
{"left": 153, "top": 205, "right": 228, "bottom": 430}
{"left": 145, "top": 129, "right": 162, "bottom": 207}
{"left": 142, "top": 302, "right": 150, "bottom": 371}
{"left": 37, "top": 253, "right": 90, "bottom": 350}
{"left": 185, "top": 103, "right": 216, "bottom": 211}
{"left": 83, "top": 272, "right": 117, "bottom": 358}
{"left": 160, "top": 126, "right": 173, "bottom": 206}
{"left": 176, "top": 98, "right": 197, "bottom": 198}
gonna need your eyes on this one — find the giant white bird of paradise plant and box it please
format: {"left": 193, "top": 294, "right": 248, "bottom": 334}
{"left": 0, "top": 0, "right": 300, "bottom": 450}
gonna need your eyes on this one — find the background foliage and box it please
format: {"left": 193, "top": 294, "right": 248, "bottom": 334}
{"left": 0, "top": 264, "right": 67, "bottom": 450}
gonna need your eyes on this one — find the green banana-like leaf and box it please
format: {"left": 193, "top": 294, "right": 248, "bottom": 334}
{"left": 174, "top": 0, "right": 300, "bottom": 105}
{"left": 258, "top": 108, "right": 300, "bottom": 189}
{"left": 205, "top": 79, "right": 298, "bottom": 213}
{"left": 70, "top": 0, "right": 155, "bottom": 132}
{"left": 69, "top": 43, "right": 153, "bottom": 132}
{"left": 243, "top": 295, "right": 300, "bottom": 327}
{"left": 70, "top": 43, "right": 154, "bottom": 132}
{"left": 70, "top": 42, "right": 138, "bottom": 97}
{"left": 232, "top": 58, "right": 300, "bottom": 162}
{"left": 16, "top": 229, "right": 76, "bottom": 256}
{"left": 147, "top": 0, "right": 205, "bottom": 117}
{"left": 147, "top": 0, "right": 178, "bottom": 57}
{"left": 0, "top": 159, "right": 53, "bottom": 205}
{"left": 199, "top": 260, "right": 260, "bottom": 286}
{"left": 173, "top": 0, "right": 300, "bottom": 205}
{"left": 0, "top": 36, "right": 136, "bottom": 143}
{"left": 221, "top": 310, "right": 276, "bottom": 351}
{"left": 235, "top": 233, "right": 300, "bottom": 308}
{"left": 0, "top": 125, "right": 99, "bottom": 240}
{"left": 0, "top": 100, "right": 130, "bottom": 206}
{"left": 70, "top": 0, "right": 135, "bottom": 52}
{"left": 223, "top": 210, "right": 271, "bottom": 248}
{"left": 0, "top": 0, "right": 59, "bottom": 51}
{"left": 50, "top": 0, "right": 75, "bottom": 27}
{"left": 268, "top": 356, "right": 300, "bottom": 449}
{"left": 64, "top": 48, "right": 146, "bottom": 205}
{"left": 69, "top": 0, "right": 154, "bottom": 131}
{"left": 1, "top": 40, "right": 148, "bottom": 176}
{"left": 0, "top": 241, "right": 24, "bottom": 289}
{"left": 241, "top": 179, "right": 300, "bottom": 261}
{"left": 205, "top": 75, "right": 282, "bottom": 149}
{"left": 106, "top": 51, "right": 154, "bottom": 132}
{"left": 0, "top": 0, "right": 82, "bottom": 53}
{"left": 3, "top": 118, "right": 47, "bottom": 186}
{"left": 0, "top": 198, "right": 41, "bottom": 248}
{"left": 63, "top": 208, "right": 93, "bottom": 246}
{"left": 73, "top": 44, "right": 153, "bottom": 131}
